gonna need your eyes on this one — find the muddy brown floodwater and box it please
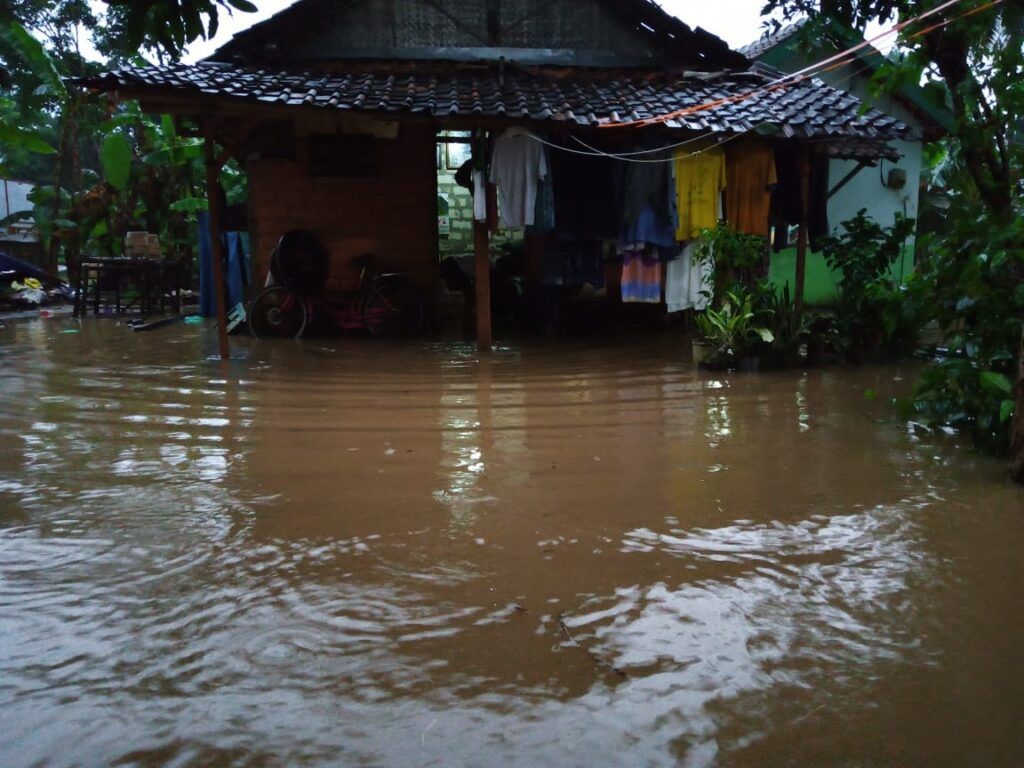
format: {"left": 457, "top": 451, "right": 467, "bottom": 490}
{"left": 1, "top": 317, "right": 1023, "bottom": 767}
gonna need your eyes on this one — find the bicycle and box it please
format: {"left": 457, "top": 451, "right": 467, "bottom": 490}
{"left": 248, "top": 232, "right": 423, "bottom": 339}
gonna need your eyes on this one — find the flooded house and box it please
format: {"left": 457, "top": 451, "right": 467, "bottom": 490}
{"left": 78, "top": 0, "right": 915, "bottom": 357}
{"left": 741, "top": 19, "right": 953, "bottom": 303}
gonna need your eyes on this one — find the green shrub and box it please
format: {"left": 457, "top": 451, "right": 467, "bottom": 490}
{"left": 822, "top": 209, "right": 918, "bottom": 360}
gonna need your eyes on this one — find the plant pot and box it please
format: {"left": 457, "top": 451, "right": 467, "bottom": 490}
{"left": 691, "top": 338, "right": 713, "bottom": 366}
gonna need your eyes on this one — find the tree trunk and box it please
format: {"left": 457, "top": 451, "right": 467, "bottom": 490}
{"left": 1010, "top": 323, "right": 1024, "bottom": 483}
{"left": 66, "top": 97, "right": 81, "bottom": 285}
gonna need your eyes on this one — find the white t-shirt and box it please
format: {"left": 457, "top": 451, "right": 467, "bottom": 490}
{"left": 489, "top": 127, "right": 548, "bottom": 229}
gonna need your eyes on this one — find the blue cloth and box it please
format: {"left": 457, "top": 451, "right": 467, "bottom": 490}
{"left": 620, "top": 203, "right": 676, "bottom": 249}
{"left": 198, "top": 212, "right": 249, "bottom": 317}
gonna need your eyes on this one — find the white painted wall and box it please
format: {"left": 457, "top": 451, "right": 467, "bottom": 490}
{"left": 762, "top": 50, "right": 925, "bottom": 302}
{"left": 817, "top": 71, "right": 923, "bottom": 245}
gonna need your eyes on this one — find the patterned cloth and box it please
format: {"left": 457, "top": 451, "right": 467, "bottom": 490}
{"left": 620, "top": 248, "right": 662, "bottom": 304}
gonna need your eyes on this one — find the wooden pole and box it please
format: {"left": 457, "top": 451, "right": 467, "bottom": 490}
{"left": 794, "top": 149, "right": 811, "bottom": 316}
{"left": 473, "top": 219, "right": 493, "bottom": 352}
{"left": 473, "top": 131, "right": 492, "bottom": 352}
{"left": 203, "top": 119, "right": 231, "bottom": 360}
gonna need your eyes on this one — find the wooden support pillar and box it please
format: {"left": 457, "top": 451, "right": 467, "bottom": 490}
{"left": 794, "top": 224, "right": 808, "bottom": 316}
{"left": 473, "top": 218, "right": 493, "bottom": 352}
{"left": 793, "top": 149, "right": 811, "bottom": 316}
{"left": 473, "top": 131, "right": 492, "bottom": 352}
{"left": 203, "top": 119, "right": 231, "bottom": 360}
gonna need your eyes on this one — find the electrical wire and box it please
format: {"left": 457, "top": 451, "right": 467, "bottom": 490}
{"left": 528, "top": 125, "right": 770, "bottom": 163}
{"left": 600, "top": 0, "right": 980, "bottom": 129}
{"left": 568, "top": 131, "right": 718, "bottom": 156}
{"left": 526, "top": 53, "right": 884, "bottom": 164}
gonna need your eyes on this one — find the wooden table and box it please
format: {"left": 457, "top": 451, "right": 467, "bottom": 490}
{"left": 74, "top": 257, "right": 182, "bottom": 317}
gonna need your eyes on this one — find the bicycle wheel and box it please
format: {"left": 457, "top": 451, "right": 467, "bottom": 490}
{"left": 362, "top": 281, "right": 423, "bottom": 337}
{"left": 247, "top": 286, "right": 309, "bottom": 339}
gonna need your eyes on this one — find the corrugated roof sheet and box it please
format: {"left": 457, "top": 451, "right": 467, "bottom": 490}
{"left": 77, "top": 61, "right": 917, "bottom": 143}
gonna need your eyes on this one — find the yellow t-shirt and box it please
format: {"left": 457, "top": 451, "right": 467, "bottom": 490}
{"left": 674, "top": 146, "right": 726, "bottom": 241}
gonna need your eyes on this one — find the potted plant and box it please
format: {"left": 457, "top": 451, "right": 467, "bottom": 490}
{"left": 761, "top": 282, "right": 814, "bottom": 368}
{"left": 691, "top": 335, "right": 714, "bottom": 365}
{"left": 693, "top": 287, "right": 774, "bottom": 371}
{"left": 693, "top": 222, "right": 768, "bottom": 307}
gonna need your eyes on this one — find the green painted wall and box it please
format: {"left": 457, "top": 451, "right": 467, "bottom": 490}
{"left": 768, "top": 245, "right": 916, "bottom": 306}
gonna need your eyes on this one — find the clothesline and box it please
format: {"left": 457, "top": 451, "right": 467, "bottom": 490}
{"left": 568, "top": 131, "right": 730, "bottom": 157}
{"left": 568, "top": 127, "right": 771, "bottom": 161}
{"left": 523, "top": 50, "right": 882, "bottom": 165}
{"left": 527, "top": 124, "right": 768, "bottom": 164}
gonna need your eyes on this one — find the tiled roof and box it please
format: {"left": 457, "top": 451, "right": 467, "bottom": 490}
{"left": 739, "top": 20, "right": 809, "bottom": 60}
{"left": 211, "top": 0, "right": 750, "bottom": 70}
{"left": 77, "top": 61, "right": 917, "bottom": 142}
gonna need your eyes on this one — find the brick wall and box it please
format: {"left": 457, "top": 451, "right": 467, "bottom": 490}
{"left": 246, "top": 122, "right": 438, "bottom": 296}
{"left": 437, "top": 169, "right": 474, "bottom": 257}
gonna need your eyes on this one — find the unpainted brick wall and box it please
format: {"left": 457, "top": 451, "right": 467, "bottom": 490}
{"left": 247, "top": 123, "right": 438, "bottom": 296}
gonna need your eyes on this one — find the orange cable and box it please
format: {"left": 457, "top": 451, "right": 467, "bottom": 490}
{"left": 600, "top": 0, "right": 998, "bottom": 129}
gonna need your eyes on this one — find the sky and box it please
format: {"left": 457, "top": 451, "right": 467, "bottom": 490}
{"left": 181, "top": 0, "right": 782, "bottom": 62}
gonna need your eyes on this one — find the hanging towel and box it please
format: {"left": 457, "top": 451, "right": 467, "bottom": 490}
{"left": 666, "top": 242, "right": 713, "bottom": 313}
{"left": 621, "top": 248, "right": 662, "bottom": 304}
{"left": 665, "top": 250, "right": 690, "bottom": 313}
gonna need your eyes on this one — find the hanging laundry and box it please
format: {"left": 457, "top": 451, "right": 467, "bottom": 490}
{"left": 725, "top": 139, "right": 777, "bottom": 237}
{"left": 769, "top": 144, "right": 830, "bottom": 250}
{"left": 531, "top": 148, "right": 556, "bottom": 232}
{"left": 620, "top": 247, "right": 662, "bottom": 304}
{"left": 674, "top": 144, "right": 727, "bottom": 241}
{"left": 489, "top": 127, "right": 548, "bottom": 229}
{"left": 770, "top": 143, "right": 803, "bottom": 227}
{"left": 622, "top": 153, "right": 673, "bottom": 228}
{"left": 665, "top": 242, "right": 713, "bottom": 313}
{"left": 620, "top": 203, "right": 676, "bottom": 249}
{"left": 550, "top": 148, "right": 617, "bottom": 239}
{"left": 808, "top": 153, "right": 830, "bottom": 250}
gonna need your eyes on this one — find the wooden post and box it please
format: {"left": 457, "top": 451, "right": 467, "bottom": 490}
{"left": 203, "top": 119, "right": 231, "bottom": 360}
{"left": 473, "top": 131, "right": 492, "bottom": 352}
{"left": 794, "top": 149, "right": 811, "bottom": 316}
{"left": 474, "top": 218, "right": 493, "bottom": 352}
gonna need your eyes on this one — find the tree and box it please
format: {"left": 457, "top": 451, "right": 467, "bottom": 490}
{"left": 760, "top": 0, "right": 1023, "bottom": 481}
{"left": 1, "top": 0, "right": 257, "bottom": 61}
{"left": 1, "top": 0, "right": 257, "bottom": 278}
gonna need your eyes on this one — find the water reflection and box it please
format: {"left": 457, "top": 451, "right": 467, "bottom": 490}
{"left": 1, "top": 320, "right": 1022, "bottom": 767}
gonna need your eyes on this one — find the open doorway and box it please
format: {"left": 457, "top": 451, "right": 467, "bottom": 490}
{"left": 434, "top": 130, "right": 525, "bottom": 336}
